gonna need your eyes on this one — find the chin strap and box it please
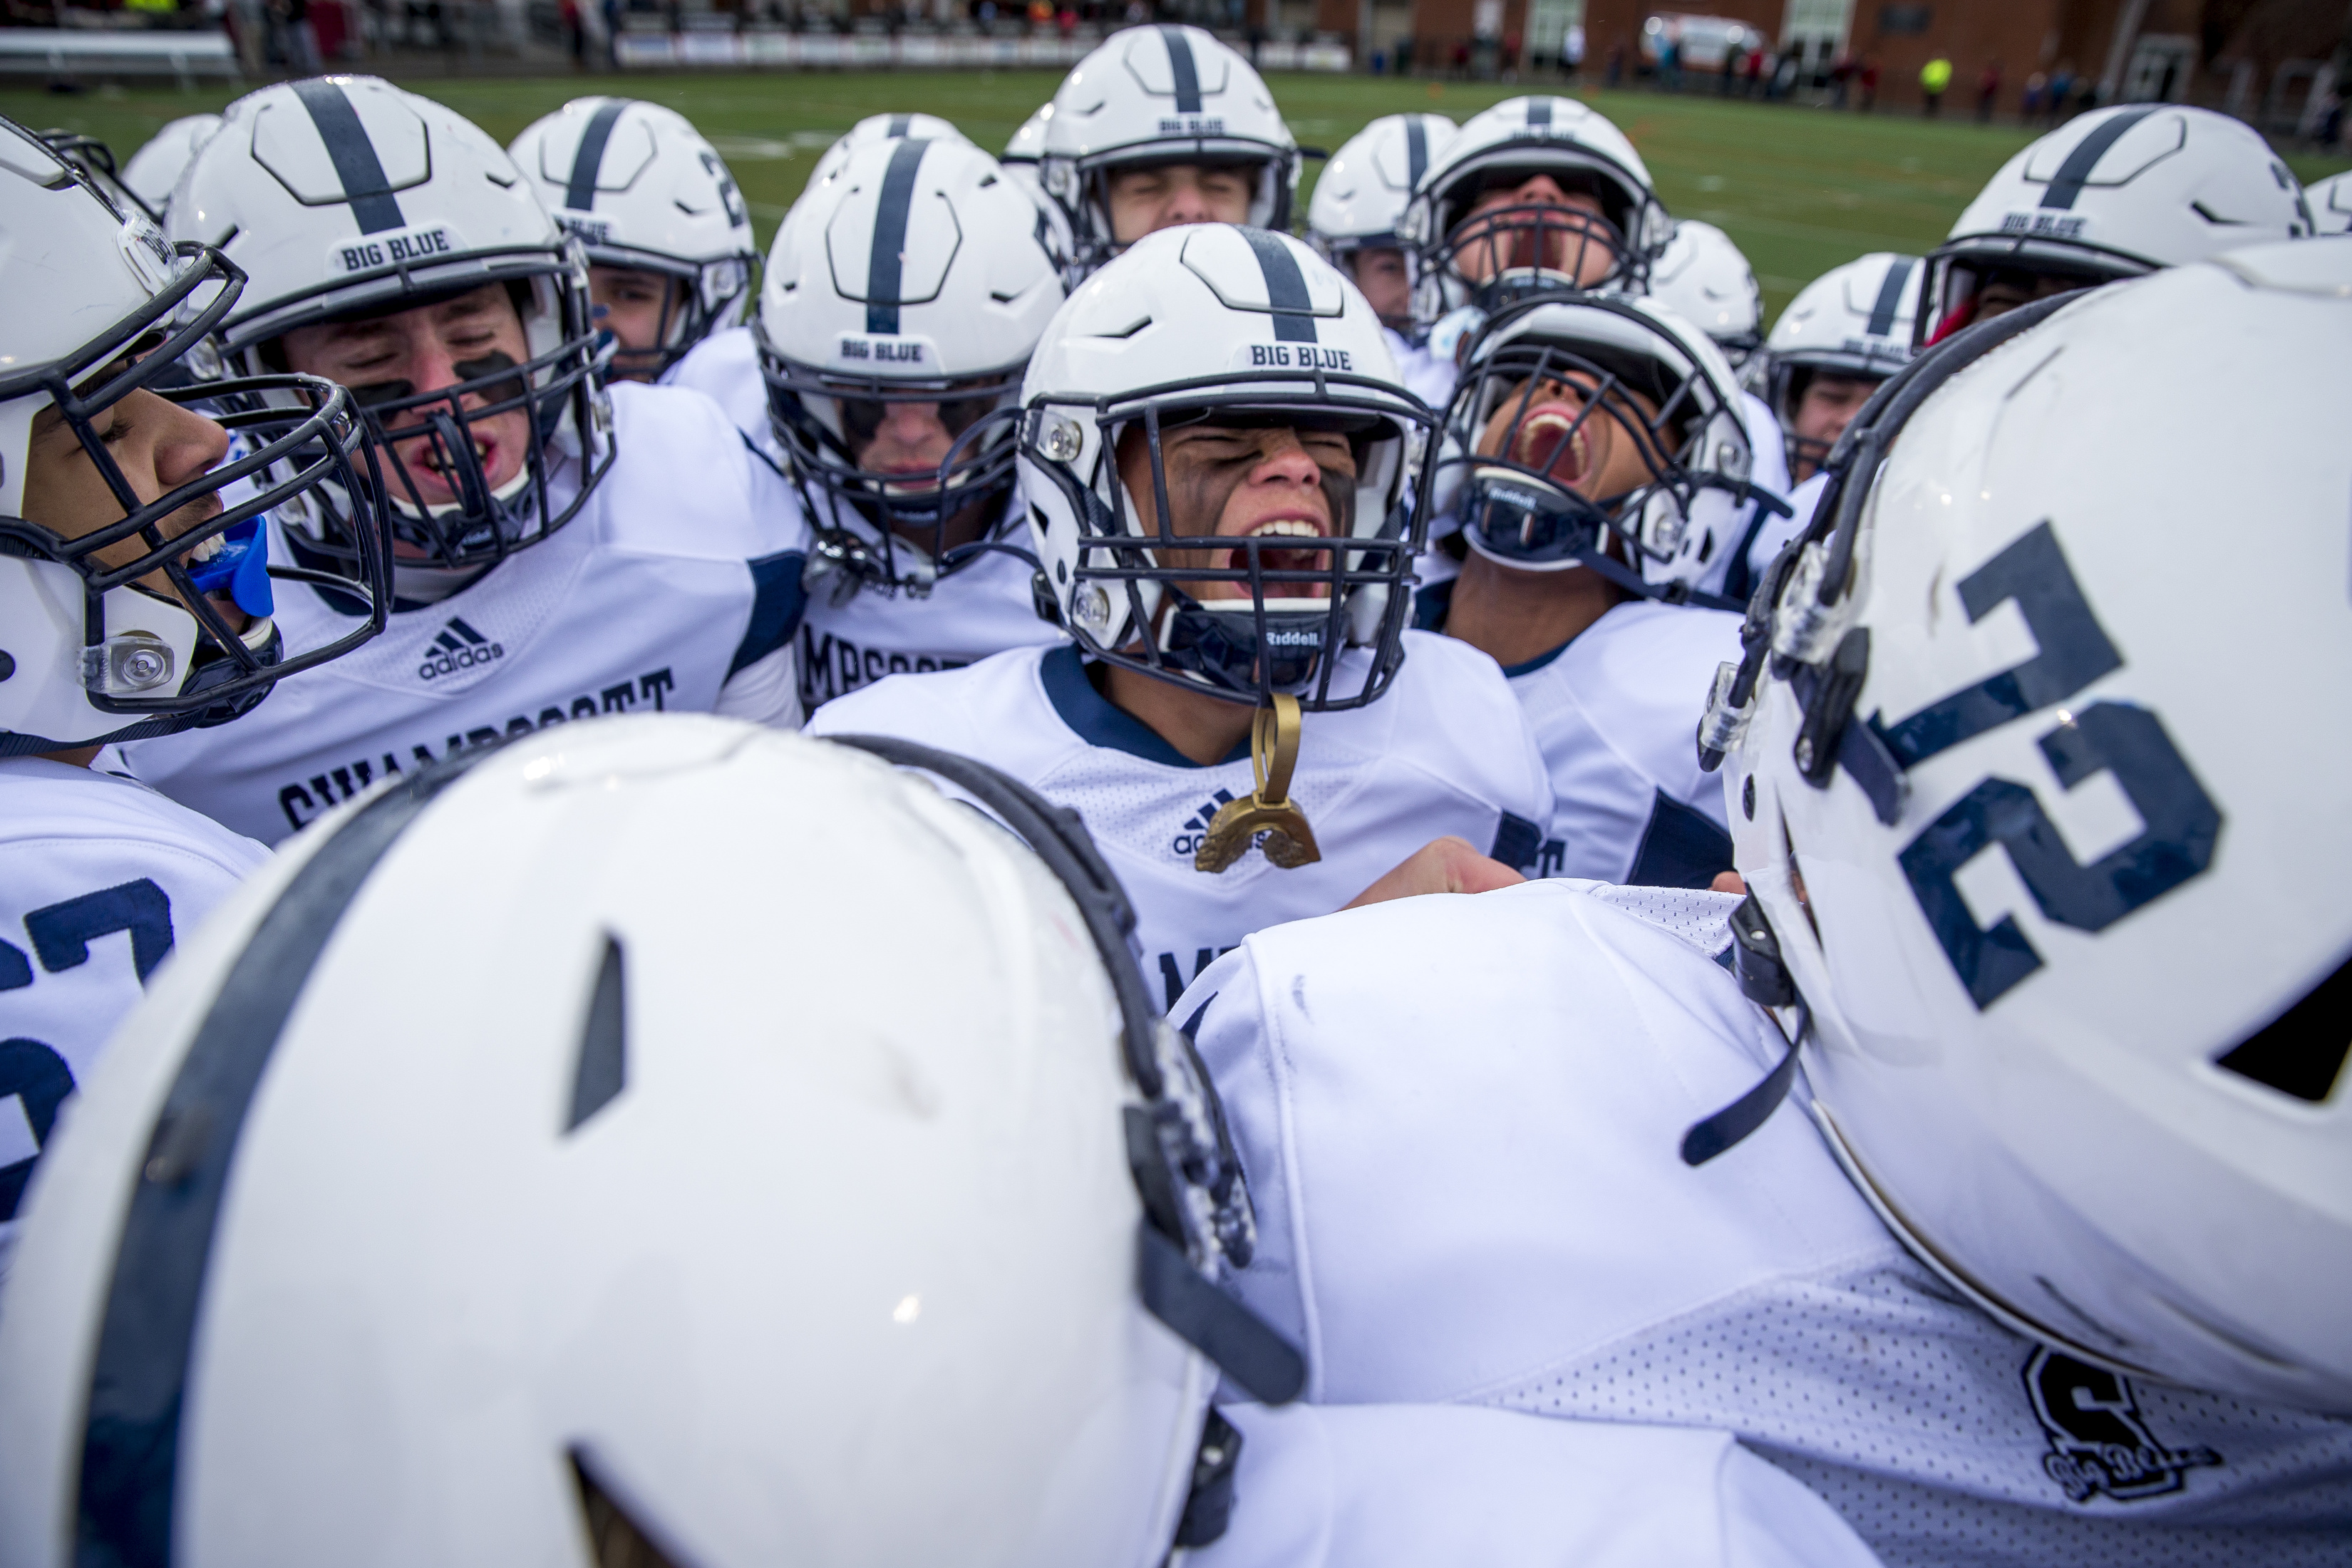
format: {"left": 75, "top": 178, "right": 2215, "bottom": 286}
{"left": 1196, "top": 693, "right": 1321, "bottom": 874}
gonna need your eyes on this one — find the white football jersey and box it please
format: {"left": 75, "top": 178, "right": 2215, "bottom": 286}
{"left": 1182, "top": 882, "right": 2352, "bottom": 1568}
{"left": 806, "top": 635, "right": 1557, "bottom": 1010}
{"left": 669, "top": 324, "right": 1067, "bottom": 712}
{"left": 668, "top": 323, "right": 784, "bottom": 469}
{"left": 0, "top": 759, "right": 269, "bottom": 1279}
{"left": 1385, "top": 326, "right": 1458, "bottom": 412}
{"left": 121, "top": 383, "right": 811, "bottom": 844}
{"left": 1415, "top": 594, "right": 1742, "bottom": 885}
{"left": 1200, "top": 1401, "right": 1884, "bottom": 1568}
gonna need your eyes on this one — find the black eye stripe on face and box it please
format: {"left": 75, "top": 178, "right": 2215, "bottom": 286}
{"left": 453, "top": 351, "right": 520, "bottom": 381}
{"left": 350, "top": 380, "right": 416, "bottom": 408}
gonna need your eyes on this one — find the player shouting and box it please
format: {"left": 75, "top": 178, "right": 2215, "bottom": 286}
{"left": 809, "top": 225, "right": 1554, "bottom": 1009}
{"left": 115, "top": 77, "right": 810, "bottom": 843}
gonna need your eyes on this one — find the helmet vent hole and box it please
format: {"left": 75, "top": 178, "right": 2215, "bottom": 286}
{"left": 569, "top": 1450, "right": 685, "bottom": 1568}
{"left": 565, "top": 936, "right": 629, "bottom": 1133}
{"left": 2212, "top": 947, "right": 2352, "bottom": 1104}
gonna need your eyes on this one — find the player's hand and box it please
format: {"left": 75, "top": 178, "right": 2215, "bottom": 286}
{"left": 1711, "top": 871, "right": 1747, "bottom": 895}
{"left": 1344, "top": 835, "right": 1525, "bottom": 909}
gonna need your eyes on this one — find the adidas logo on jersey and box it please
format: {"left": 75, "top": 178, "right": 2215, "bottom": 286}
{"left": 1170, "top": 790, "right": 1239, "bottom": 860}
{"left": 418, "top": 617, "right": 505, "bottom": 681}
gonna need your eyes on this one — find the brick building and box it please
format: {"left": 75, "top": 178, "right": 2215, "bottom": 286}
{"left": 1303, "top": 0, "right": 2348, "bottom": 133}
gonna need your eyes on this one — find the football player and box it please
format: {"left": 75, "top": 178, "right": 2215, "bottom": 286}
{"left": 1738, "top": 253, "right": 1923, "bottom": 602}
{"left": 507, "top": 98, "right": 758, "bottom": 385}
{"left": 1182, "top": 244, "right": 2352, "bottom": 1565}
{"left": 1401, "top": 95, "right": 1671, "bottom": 334}
{"left": 1037, "top": 24, "right": 1301, "bottom": 279}
{"left": 0, "top": 118, "right": 393, "bottom": 1276}
{"left": 1414, "top": 293, "right": 1764, "bottom": 887}
{"left": 115, "top": 78, "right": 810, "bottom": 845}
{"left": 1306, "top": 112, "right": 1458, "bottom": 410}
{"left": 809, "top": 226, "right": 1555, "bottom": 1010}
{"left": 0, "top": 718, "right": 1882, "bottom": 1567}
{"left": 1918, "top": 102, "right": 2311, "bottom": 347}
{"left": 671, "top": 137, "right": 1068, "bottom": 713}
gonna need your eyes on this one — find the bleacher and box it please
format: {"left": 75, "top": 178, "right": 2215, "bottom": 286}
{"left": 0, "top": 26, "right": 240, "bottom": 88}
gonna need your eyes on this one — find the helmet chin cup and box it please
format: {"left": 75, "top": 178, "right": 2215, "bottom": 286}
{"left": 1462, "top": 466, "right": 1609, "bottom": 569}
{"left": 180, "top": 619, "right": 286, "bottom": 730}
{"left": 1158, "top": 596, "right": 1333, "bottom": 701}
{"left": 433, "top": 407, "right": 491, "bottom": 523}
{"left": 389, "top": 441, "right": 537, "bottom": 563}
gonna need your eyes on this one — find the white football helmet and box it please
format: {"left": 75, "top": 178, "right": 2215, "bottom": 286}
{"left": 1038, "top": 25, "right": 1301, "bottom": 277}
{"left": 2306, "top": 169, "right": 2352, "bottom": 236}
{"left": 1020, "top": 224, "right": 1433, "bottom": 711}
{"left": 121, "top": 112, "right": 222, "bottom": 216}
{"left": 0, "top": 716, "right": 1301, "bottom": 1564}
{"left": 1399, "top": 94, "right": 1671, "bottom": 321}
{"left": 1701, "top": 241, "right": 2352, "bottom": 1412}
{"left": 1306, "top": 113, "right": 1455, "bottom": 331}
{"left": 507, "top": 98, "right": 758, "bottom": 381}
{"left": 1439, "top": 292, "right": 1768, "bottom": 609}
{"left": 999, "top": 101, "right": 1079, "bottom": 277}
{"left": 1918, "top": 103, "right": 2314, "bottom": 349}
{"left": 1646, "top": 219, "right": 1763, "bottom": 368}
{"left": 172, "top": 76, "right": 612, "bottom": 584}
{"left": 809, "top": 110, "right": 974, "bottom": 185}
{"left": 758, "top": 136, "right": 1064, "bottom": 597}
{"left": 1763, "top": 252, "right": 1922, "bottom": 475}
{"left": 1306, "top": 112, "right": 1456, "bottom": 259}
{"left": 0, "top": 116, "right": 393, "bottom": 758}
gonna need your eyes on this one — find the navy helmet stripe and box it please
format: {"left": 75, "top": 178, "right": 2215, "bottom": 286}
{"left": 887, "top": 113, "right": 912, "bottom": 138}
{"left": 2040, "top": 107, "right": 2161, "bottom": 210}
{"left": 289, "top": 78, "right": 406, "bottom": 235}
{"left": 1405, "top": 117, "right": 1428, "bottom": 190}
{"left": 1865, "top": 255, "right": 1917, "bottom": 339}
{"left": 865, "top": 138, "right": 931, "bottom": 336}
{"left": 1242, "top": 228, "right": 1317, "bottom": 344}
{"left": 1162, "top": 25, "right": 1204, "bottom": 115}
{"left": 1527, "top": 98, "right": 1554, "bottom": 128}
{"left": 564, "top": 98, "right": 630, "bottom": 213}
{"left": 71, "top": 754, "right": 488, "bottom": 1568}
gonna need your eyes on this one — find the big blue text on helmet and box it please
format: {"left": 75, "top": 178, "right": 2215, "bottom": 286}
{"left": 331, "top": 225, "right": 460, "bottom": 274}
{"left": 839, "top": 336, "right": 924, "bottom": 363}
{"left": 1249, "top": 344, "right": 1352, "bottom": 371}
{"left": 557, "top": 213, "right": 615, "bottom": 247}
{"left": 1999, "top": 212, "right": 2090, "bottom": 240}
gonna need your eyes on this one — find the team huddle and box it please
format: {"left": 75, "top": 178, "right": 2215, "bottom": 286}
{"left": 1, "top": 29, "right": 2348, "bottom": 1567}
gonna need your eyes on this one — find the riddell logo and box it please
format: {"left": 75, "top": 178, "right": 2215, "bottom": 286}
{"left": 418, "top": 617, "right": 505, "bottom": 681}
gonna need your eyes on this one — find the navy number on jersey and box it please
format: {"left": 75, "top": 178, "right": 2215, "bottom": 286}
{"left": 0, "top": 877, "right": 175, "bottom": 1220}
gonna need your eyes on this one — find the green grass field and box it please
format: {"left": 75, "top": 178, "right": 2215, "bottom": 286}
{"left": 10, "top": 71, "right": 2346, "bottom": 320}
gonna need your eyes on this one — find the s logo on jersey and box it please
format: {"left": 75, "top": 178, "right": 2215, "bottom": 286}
{"left": 2024, "top": 1348, "right": 2223, "bottom": 1504}
{"left": 418, "top": 617, "right": 505, "bottom": 681}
